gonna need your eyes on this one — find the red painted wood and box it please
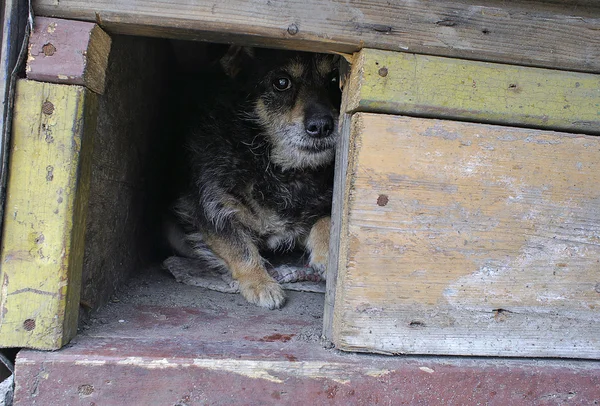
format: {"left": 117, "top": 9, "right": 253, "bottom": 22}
{"left": 26, "top": 16, "right": 110, "bottom": 93}
{"left": 13, "top": 274, "right": 600, "bottom": 405}
{"left": 27, "top": 17, "right": 94, "bottom": 85}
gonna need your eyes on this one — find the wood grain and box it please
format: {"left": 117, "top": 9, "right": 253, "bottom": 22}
{"left": 323, "top": 58, "right": 354, "bottom": 341}
{"left": 12, "top": 278, "right": 600, "bottom": 404}
{"left": 79, "top": 35, "right": 170, "bottom": 312}
{"left": 27, "top": 17, "right": 111, "bottom": 94}
{"left": 332, "top": 113, "right": 600, "bottom": 358}
{"left": 0, "top": 80, "right": 97, "bottom": 349}
{"left": 346, "top": 49, "right": 600, "bottom": 135}
{"left": 323, "top": 114, "right": 351, "bottom": 341}
{"left": 32, "top": 0, "right": 600, "bottom": 73}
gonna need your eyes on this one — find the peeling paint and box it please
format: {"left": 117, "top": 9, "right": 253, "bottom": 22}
{"left": 74, "top": 360, "right": 107, "bottom": 366}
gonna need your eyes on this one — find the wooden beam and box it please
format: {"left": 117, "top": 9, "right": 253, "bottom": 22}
{"left": 323, "top": 58, "right": 355, "bottom": 342}
{"left": 33, "top": 0, "right": 600, "bottom": 73}
{"left": 323, "top": 114, "right": 351, "bottom": 342}
{"left": 0, "top": 80, "right": 97, "bottom": 350}
{"left": 345, "top": 49, "right": 600, "bottom": 135}
{"left": 26, "top": 17, "right": 111, "bottom": 94}
{"left": 332, "top": 113, "right": 600, "bottom": 358}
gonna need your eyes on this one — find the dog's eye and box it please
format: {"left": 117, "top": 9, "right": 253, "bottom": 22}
{"left": 329, "top": 70, "right": 340, "bottom": 85}
{"left": 273, "top": 76, "right": 292, "bottom": 91}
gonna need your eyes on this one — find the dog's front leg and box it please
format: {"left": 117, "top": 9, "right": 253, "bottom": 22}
{"left": 205, "top": 231, "right": 286, "bottom": 309}
{"left": 304, "top": 216, "right": 331, "bottom": 274}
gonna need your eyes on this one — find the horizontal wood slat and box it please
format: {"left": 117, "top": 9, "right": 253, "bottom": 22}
{"left": 33, "top": 0, "right": 600, "bottom": 73}
{"left": 345, "top": 49, "right": 600, "bottom": 135}
{"left": 332, "top": 113, "right": 600, "bottom": 358}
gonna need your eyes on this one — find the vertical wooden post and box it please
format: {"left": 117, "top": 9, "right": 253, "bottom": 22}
{"left": 0, "top": 17, "right": 109, "bottom": 349}
{"left": 0, "top": 80, "right": 97, "bottom": 349}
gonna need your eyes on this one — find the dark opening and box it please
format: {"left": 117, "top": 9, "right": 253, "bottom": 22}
{"left": 77, "top": 36, "right": 338, "bottom": 342}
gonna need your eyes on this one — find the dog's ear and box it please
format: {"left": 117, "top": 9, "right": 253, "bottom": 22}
{"left": 220, "top": 46, "right": 255, "bottom": 78}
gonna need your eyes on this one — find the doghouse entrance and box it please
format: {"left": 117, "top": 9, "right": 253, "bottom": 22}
{"left": 75, "top": 35, "right": 333, "bottom": 345}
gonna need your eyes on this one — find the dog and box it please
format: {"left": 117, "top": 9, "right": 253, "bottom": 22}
{"left": 167, "top": 47, "right": 341, "bottom": 309}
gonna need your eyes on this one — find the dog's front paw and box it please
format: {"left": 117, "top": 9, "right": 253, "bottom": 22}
{"left": 239, "top": 276, "right": 286, "bottom": 309}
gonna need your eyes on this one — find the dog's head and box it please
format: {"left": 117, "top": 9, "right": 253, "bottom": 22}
{"left": 222, "top": 47, "right": 341, "bottom": 170}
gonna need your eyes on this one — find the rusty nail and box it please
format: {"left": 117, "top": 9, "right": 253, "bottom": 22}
{"left": 78, "top": 384, "right": 95, "bottom": 396}
{"left": 23, "top": 319, "right": 36, "bottom": 331}
{"left": 287, "top": 23, "right": 299, "bottom": 35}
{"left": 42, "top": 101, "right": 54, "bottom": 115}
{"left": 378, "top": 67, "right": 388, "bottom": 77}
{"left": 42, "top": 43, "right": 56, "bottom": 56}
{"left": 377, "top": 194, "right": 389, "bottom": 206}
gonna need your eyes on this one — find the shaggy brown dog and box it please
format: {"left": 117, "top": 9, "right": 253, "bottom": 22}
{"left": 169, "top": 47, "right": 340, "bottom": 309}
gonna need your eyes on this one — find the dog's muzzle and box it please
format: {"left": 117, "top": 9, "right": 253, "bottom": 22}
{"left": 305, "top": 114, "right": 334, "bottom": 138}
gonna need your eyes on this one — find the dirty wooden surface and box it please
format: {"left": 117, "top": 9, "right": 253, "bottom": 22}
{"left": 345, "top": 49, "right": 600, "bottom": 135}
{"left": 79, "top": 35, "right": 169, "bottom": 313}
{"left": 323, "top": 113, "right": 351, "bottom": 342}
{"left": 13, "top": 269, "right": 600, "bottom": 405}
{"left": 0, "top": 80, "right": 97, "bottom": 349}
{"left": 324, "top": 60, "right": 355, "bottom": 341}
{"left": 332, "top": 113, "right": 600, "bottom": 358}
{"left": 33, "top": 0, "right": 600, "bottom": 73}
{"left": 27, "top": 17, "right": 111, "bottom": 94}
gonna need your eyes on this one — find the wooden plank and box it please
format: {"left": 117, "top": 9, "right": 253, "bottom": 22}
{"left": 27, "top": 17, "right": 111, "bottom": 94}
{"left": 0, "top": 80, "right": 97, "bottom": 350}
{"left": 345, "top": 49, "right": 600, "bottom": 135}
{"left": 323, "top": 113, "right": 351, "bottom": 342}
{"left": 32, "top": 0, "right": 600, "bottom": 73}
{"left": 332, "top": 113, "right": 600, "bottom": 358}
{"left": 12, "top": 271, "right": 600, "bottom": 405}
{"left": 323, "top": 58, "right": 353, "bottom": 341}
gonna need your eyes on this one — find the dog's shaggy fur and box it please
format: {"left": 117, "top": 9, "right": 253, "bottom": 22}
{"left": 168, "top": 47, "right": 340, "bottom": 309}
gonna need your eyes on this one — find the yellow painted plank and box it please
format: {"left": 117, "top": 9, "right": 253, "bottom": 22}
{"left": 0, "top": 80, "right": 97, "bottom": 349}
{"left": 332, "top": 113, "right": 600, "bottom": 358}
{"left": 346, "top": 49, "right": 600, "bottom": 134}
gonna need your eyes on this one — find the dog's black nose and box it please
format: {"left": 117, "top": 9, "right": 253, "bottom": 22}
{"left": 305, "top": 115, "right": 334, "bottom": 138}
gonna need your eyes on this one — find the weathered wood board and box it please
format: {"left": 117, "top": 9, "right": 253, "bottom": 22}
{"left": 27, "top": 17, "right": 111, "bottom": 94}
{"left": 33, "top": 0, "right": 600, "bottom": 73}
{"left": 79, "top": 35, "right": 169, "bottom": 312}
{"left": 11, "top": 272, "right": 600, "bottom": 405}
{"left": 0, "top": 80, "right": 97, "bottom": 349}
{"left": 345, "top": 49, "right": 600, "bottom": 135}
{"left": 332, "top": 113, "right": 600, "bottom": 358}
